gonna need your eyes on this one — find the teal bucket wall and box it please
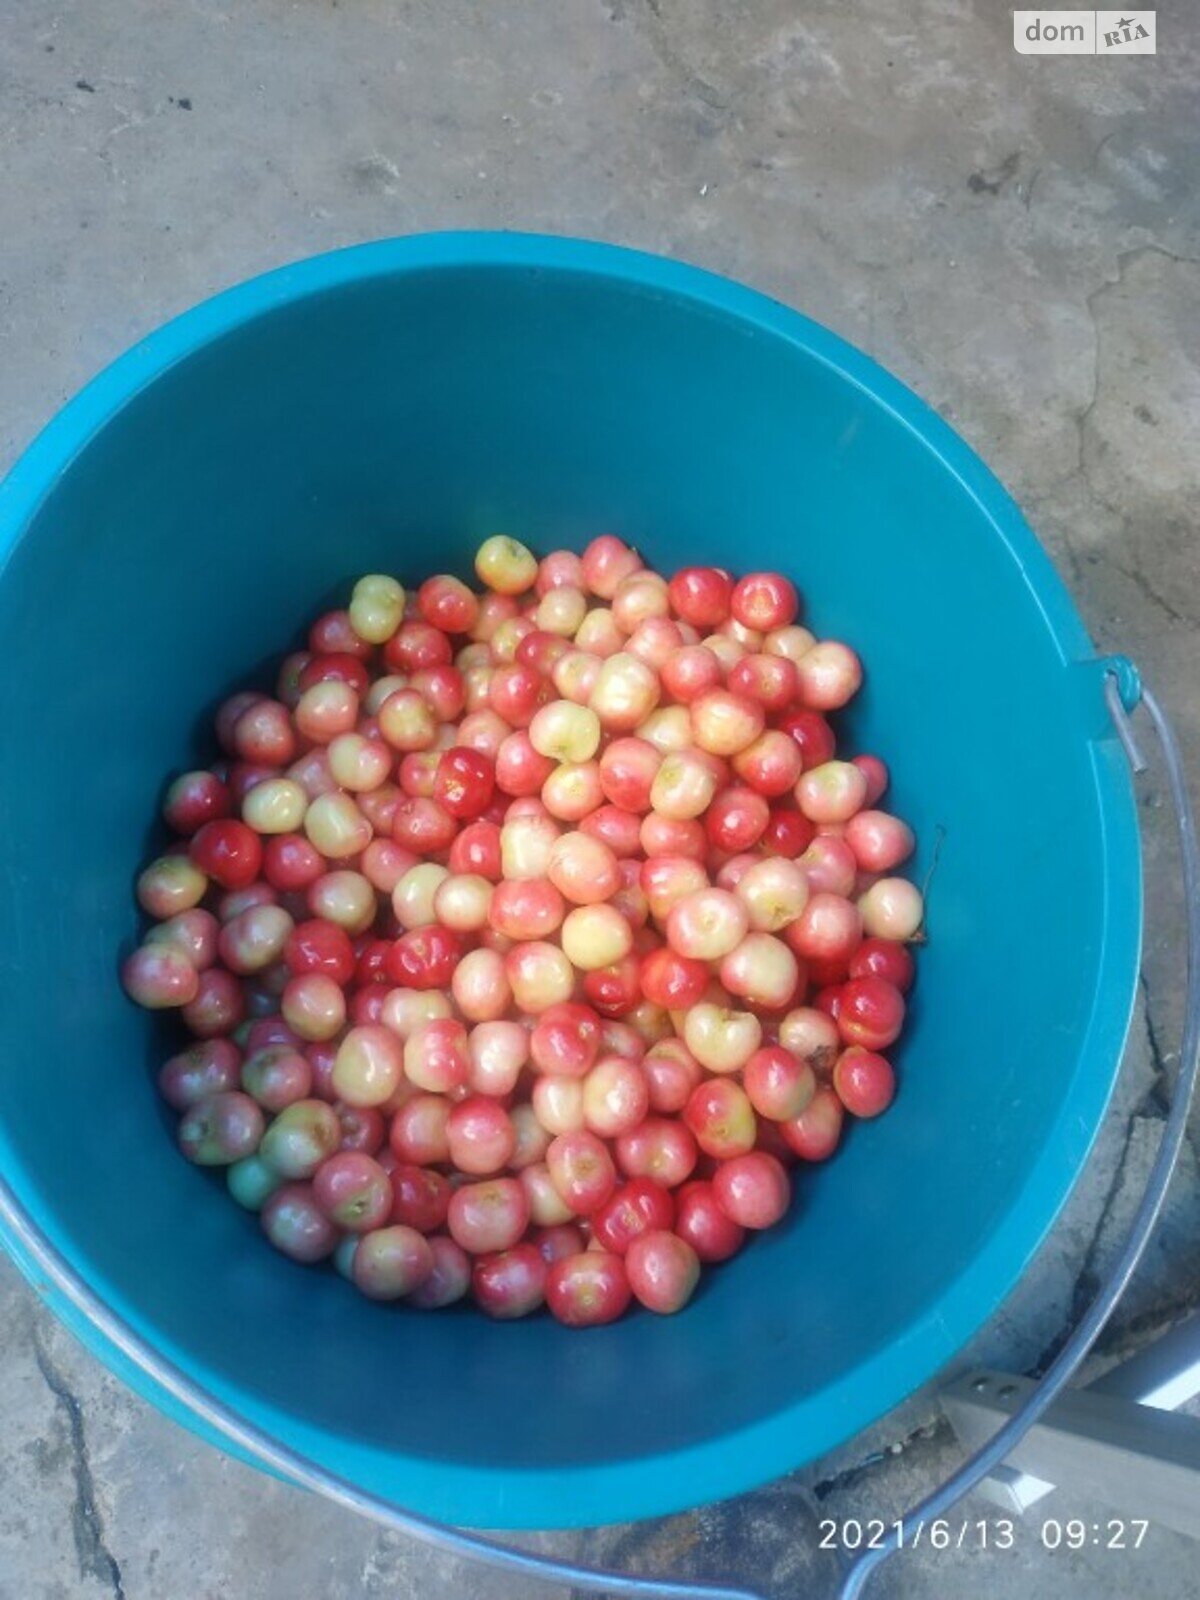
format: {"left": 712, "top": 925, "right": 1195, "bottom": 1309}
{"left": 0, "top": 235, "right": 1140, "bottom": 1528}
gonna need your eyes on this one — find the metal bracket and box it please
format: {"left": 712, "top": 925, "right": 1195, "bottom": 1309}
{"left": 943, "top": 1314, "right": 1200, "bottom": 1538}
{"left": 960, "top": 1312, "right": 1200, "bottom": 1519}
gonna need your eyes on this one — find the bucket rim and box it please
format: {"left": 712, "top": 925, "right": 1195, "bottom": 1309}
{"left": 0, "top": 232, "right": 1143, "bottom": 1527}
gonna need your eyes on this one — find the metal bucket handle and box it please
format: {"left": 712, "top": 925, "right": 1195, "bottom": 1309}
{"left": 0, "top": 667, "right": 1194, "bottom": 1600}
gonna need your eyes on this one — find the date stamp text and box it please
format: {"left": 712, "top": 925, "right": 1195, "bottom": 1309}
{"left": 817, "top": 1517, "right": 1151, "bottom": 1552}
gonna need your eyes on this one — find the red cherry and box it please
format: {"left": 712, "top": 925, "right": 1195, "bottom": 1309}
{"left": 580, "top": 805, "right": 643, "bottom": 859}
{"left": 761, "top": 807, "right": 816, "bottom": 857}
{"left": 285, "top": 919, "right": 356, "bottom": 985}
{"left": 639, "top": 946, "right": 709, "bottom": 1010}
{"left": 529, "top": 1002, "right": 603, "bottom": 1078}
{"left": 448, "top": 820, "right": 503, "bottom": 880}
{"left": 390, "top": 1164, "right": 453, "bottom": 1233}
{"left": 189, "top": 820, "right": 263, "bottom": 890}
{"left": 413, "top": 665, "right": 466, "bottom": 722}
{"left": 727, "top": 653, "right": 798, "bottom": 712}
{"left": 384, "top": 620, "right": 453, "bottom": 673}
{"left": 782, "top": 1084, "right": 845, "bottom": 1160}
{"left": 495, "top": 732, "right": 556, "bottom": 798}
{"left": 488, "top": 662, "right": 549, "bottom": 727}
{"left": 833, "top": 1047, "right": 896, "bottom": 1117}
{"left": 712, "top": 1151, "right": 790, "bottom": 1229}
{"left": 837, "top": 976, "right": 905, "bottom": 1050}
{"left": 705, "top": 786, "right": 770, "bottom": 852}
{"left": 591, "top": 1178, "right": 675, "bottom": 1254}
{"left": 626, "top": 1230, "right": 700, "bottom": 1313}
{"left": 417, "top": 575, "right": 480, "bottom": 636}
{"left": 778, "top": 709, "right": 836, "bottom": 768}
{"left": 583, "top": 954, "right": 643, "bottom": 1017}
{"left": 666, "top": 566, "right": 733, "bottom": 628}
{"left": 298, "top": 652, "right": 371, "bottom": 697}
{"left": 262, "top": 833, "right": 324, "bottom": 892}
{"left": 392, "top": 797, "right": 458, "bottom": 854}
{"left": 674, "top": 1180, "right": 745, "bottom": 1262}
{"left": 852, "top": 754, "right": 889, "bottom": 805}
{"left": 516, "top": 629, "right": 571, "bottom": 674}
{"left": 163, "top": 770, "right": 232, "bottom": 835}
{"left": 386, "top": 925, "right": 462, "bottom": 990}
{"left": 434, "top": 747, "right": 496, "bottom": 821}
{"left": 309, "top": 609, "right": 372, "bottom": 660}
{"left": 730, "top": 571, "right": 799, "bottom": 632}
{"left": 546, "top": 1252, "right": 632, "bottom": 1327}
{"left": 848, "top": 937, "right": 915, "bottom": 993}
{"left": 354, "top": 937, "right": 394, "bottom": 987}
{"left": 472, "top": 1244, "right": 547, "bottom": 1319}
{"left": 661, "top": 644, "right": 723, "bottom": 703}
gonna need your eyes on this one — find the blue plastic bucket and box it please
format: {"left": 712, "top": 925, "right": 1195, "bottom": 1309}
{"left": 0, "top": 234, "right": 1140, "bottom": 1530}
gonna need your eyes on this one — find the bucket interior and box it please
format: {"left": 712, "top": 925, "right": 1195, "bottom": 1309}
{"left": 0, "top": 246, "right": 1139, "bottom": 1525}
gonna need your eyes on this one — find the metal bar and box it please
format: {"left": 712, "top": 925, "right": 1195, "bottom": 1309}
{"left": 1090, "top": 1311, "right": 1200, "bottom": 1409}
{"left": 940, "top": 1368, "right": 1200, "bottom": 1540}
{"left": 972, "top": 1463, "right": 1055, "bottom": 1516}
{"left": 968, "top": 1312, "right": 1200, "bottom": 1512}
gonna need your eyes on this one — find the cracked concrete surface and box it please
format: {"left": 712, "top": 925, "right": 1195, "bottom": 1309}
{"left": 28, "top": 1322, "right": 126, "bottom": 1600}
{"left": 1, "top": 2, "right": 1198, "bottom": 1597}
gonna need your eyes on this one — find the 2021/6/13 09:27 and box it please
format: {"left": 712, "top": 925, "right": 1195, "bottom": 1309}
{"left": 816, "top": 1517, "right": 1151, "bottom": 1550}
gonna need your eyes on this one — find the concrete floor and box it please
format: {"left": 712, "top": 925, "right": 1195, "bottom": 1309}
{"left": 1, "top": 2, "right": 1199, "bottom": 1596}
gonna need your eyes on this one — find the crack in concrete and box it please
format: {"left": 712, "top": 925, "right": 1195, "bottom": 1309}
{"left": 1077, "top": 247, "right": 1200, "bottom": 479}
{"left": 1076, "top": 291, "right": 1104, "bottom": 481}
{"left": 1057, "top": 524, "right": 1085, "bottom": 586}
{"left": 966, "top": 149, "right": 1020, "bottom": 196}
{"left": 1029, "top": 1118, "right": 1146, "bottom": 1377}
{"left": 1011, "top": 246, "right": 1160, "bottom": 502}
{"left": 1102, "top": 1287, "right": 1200, "bottom": 1357}
{"left": 811, "top": 1417, "right": 950, "bottom": 1501}
{"left": 1037, "top": 242, "right": 1200, "bottom": 618}
{"left": 1140, "top": 974, "right": 1176, "bottom": 1110}
{"left": 30, "top": 1318, "right": 126, "bottom": 1600}
{"left": 1029, "top": 983, "right": 1174, "bottom": 1377}
{"left": 1091, "top": 127, "right": 1120, "bottom": 170}
{"left": 1110, "top": 558, "right": 1190, "bottom": 626}
{"left": 611, "top": 0, "right": 731, "bottom": 112}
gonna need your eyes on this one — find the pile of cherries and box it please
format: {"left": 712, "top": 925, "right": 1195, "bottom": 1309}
{"left": 123, "top": 535, "right": 921, "bottom": 1326}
